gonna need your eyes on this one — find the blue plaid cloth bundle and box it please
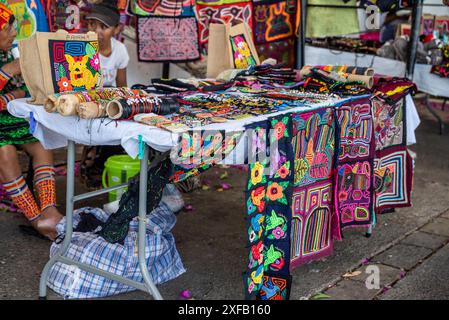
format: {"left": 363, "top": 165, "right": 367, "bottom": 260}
{"left": 47, "top": 202, "right": 185, "bottom": 299}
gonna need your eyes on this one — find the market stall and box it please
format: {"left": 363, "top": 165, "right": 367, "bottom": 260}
{"left": 0, "top": 0, "right": 427, "bottom": 301}
{"left": 8, "top": 66, "right": 419, "bottom": 299}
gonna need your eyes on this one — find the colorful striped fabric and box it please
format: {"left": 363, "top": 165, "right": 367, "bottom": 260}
{"left": 2, "top": 175, "right": 40, "bottom": 220}
{"left": 33, "top": 165, "right": 57, "bottom": 211}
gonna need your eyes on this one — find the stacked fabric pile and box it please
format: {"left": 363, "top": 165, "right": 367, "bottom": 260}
{"left": 234, "top": 64, "right": 298, "bottom": 85}
{"left": 300, "top": 68, "right": 372, "bottom": 96}
{"left": 307, "top": 37, "right": 382, "bottom": 55}
{"left": 431, "top": 44, "right": 449, "bottom": 78}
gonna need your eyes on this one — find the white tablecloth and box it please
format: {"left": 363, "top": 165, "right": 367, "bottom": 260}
{"left": 305, "top": 45, "right": 449, "bottom": 98}
{"left": 7, "top": 93, "right": 420, "bottom": 161}
{"left": 413, "top": 64, "right": 449, "bottom": 99}
{"left": 7, "top": 97, "right": 341, "bottom": 161}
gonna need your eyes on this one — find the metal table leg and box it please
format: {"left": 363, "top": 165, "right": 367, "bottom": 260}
{"left": 38, "top": 140, "right": 163, "bottom": 300}
{"left": 138, "top": 144, "right": 163, "bottom": 300}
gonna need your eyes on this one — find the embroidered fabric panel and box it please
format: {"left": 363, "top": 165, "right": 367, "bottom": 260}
{"left": 252, "top": 0, "right": 297, "bottom": 44}
{"left": 48, "top": 40, "right": 101, "bottom": 93}
{"left": 290, "top": 180, "right": 335, "bottom": 268}
{"left": 243, "top": 116, "right": 293, "bottom": 300}
{"left": 335, "top": 160, "right": 374, "bottom": 229}
{"left": 244, "top": 121, "right": 269, "bottom": 299}
{"left": 170, "top": 130, "right": 243, "bottom": 183}
{"left": 336, "top": 100, "right": 374, "bottom": 162}
{"left": 372, "top": 97, "right": 406, "bottom": 151}
{"left": 261, "top": 114, "right": 293, "bottom": 299}
{"left": 374, "top": 146, "right": 413, "bottom": 212}
{"left": 195, "top": 2, "right": 253, "bottom": 53}
{"left": 230, "top": 34, "right": 258, "bottom": 69}
{"left": 128, "top": 0, "right": 195, "bottom": 16}
{"left": 263, "top": 114, "right": 293, "bottom": 276}
{"left": 292, "top": 107, "right": 335, "bottom": 188}
{"left": 334, "top": 98, "right": 375, "bottom": 230}
{"left": 196, "top": 0, "right": 250, "bottom": 5}
{"left": 257, "top": 274, "right": 292, "bottom": 300}
{"left": 136, "top": 16, "right": 200, "bottom": 63}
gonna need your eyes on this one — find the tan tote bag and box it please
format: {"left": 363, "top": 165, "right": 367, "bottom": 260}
{"left": 18, "top": 30, "right": 103, "bottom": 105}
{"left": 206, "top": 23, "right": 233, "bottom": 78}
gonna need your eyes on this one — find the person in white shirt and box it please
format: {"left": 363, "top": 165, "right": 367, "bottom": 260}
{"left": 86, "top": 1, "right": 129, "bottom": 87}
{"left": 81, "top": 1, "right": 129, "bottom": 189}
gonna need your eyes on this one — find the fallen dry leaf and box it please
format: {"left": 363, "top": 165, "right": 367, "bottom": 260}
{"left": 342, "top": 271, "right": 362, "bottom": 278}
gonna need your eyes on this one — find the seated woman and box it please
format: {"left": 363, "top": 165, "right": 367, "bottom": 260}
{"left": 0, "top": 3, "right": 62, "bottom": 240}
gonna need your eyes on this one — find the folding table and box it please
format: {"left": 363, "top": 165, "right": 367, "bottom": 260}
{"left": 8, "top": 99, "right": 179, "bottom": 300}
{"left": 7, "top": 92, "right": 420, "bottom": 299}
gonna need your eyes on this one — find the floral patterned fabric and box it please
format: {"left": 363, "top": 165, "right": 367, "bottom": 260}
{"left": 244, "top": 115, "right": 294, "bottom": 300}
{"left": 0, "top": 49, "right": 37, "bottom": 147}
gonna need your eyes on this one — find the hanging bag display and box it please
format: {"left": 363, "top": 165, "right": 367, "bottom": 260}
{"left": 18, "top": 30, "right": 103, "bottom": 105}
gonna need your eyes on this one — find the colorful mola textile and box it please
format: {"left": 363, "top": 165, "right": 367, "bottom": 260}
{"left": 374, "top": 146, "right": 413, "bottom": 213}
{"left": 244, "top": 121, "right": 269, "bottom": 299}
{"left": 292, "top": 107, "right": 335, "bottom": 188}
{"left": 136, "top": 16, "right": 200, "bottom": 62}
{"left": 49, "top": 39, "right": 101, "bottom": 92}
{"left": 291, "top": 180, "right": 337, "bottom": 267}
{"left": 336, "top": 98, "right": 375, "bottom": 163}
{"left": 252, "top": 0, "right": 297, "bottom": 44}
{"left": 196, "top": 0, "right": 249, "bottom": 4}
{"left": 372, "top": 97, "right": 406, "bottom": 151}
{"left": 334, "top": 97, "right": 375, "bottom": 230}
{"left": 289, "top": 107, "right": 338, "bottom": 267}
{"left": 195, "top": 1, "right": 253, "bottom": 53}
{"left": 257, "top": 273, "right": 292, "bottom": 300}
{"left": 128, "top": 0, "right": 194, "bottom": 16}
{"left": 335, "top": 160, "right": 374, "bottom": 230}
{"left": 170, "top": 130, "right": 243, "bottom": 183}
{"left": 244, "top": 115, "right": 294, "bottom": 300}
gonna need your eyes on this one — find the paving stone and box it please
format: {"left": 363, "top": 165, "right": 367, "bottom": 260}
{"left": 421, "top": 218, "right": 449, "bottom": 237}
{"left": 380, "top": 244, "right": 449, "bottom": 300}
{"left": 441, "top": 210, "right": 449, "bottom": 219}
{"left": 347, "top": 264, "right": 402, "bottom": 286}
{"left": 372, "top": 244, "right": 433, "bottom": 270}
{"left": 323, "top": 279, "right": 380, "bottom": 300}
{"left": 401, "top": 231, "right": 448, "bottom": 250}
